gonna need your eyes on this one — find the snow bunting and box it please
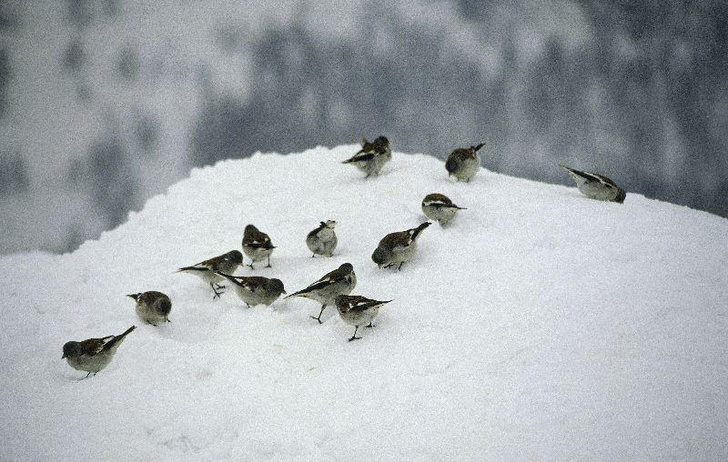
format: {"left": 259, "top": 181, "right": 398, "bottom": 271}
{"left": 285, "top": 263, "right": 356, "bottom": 323}
{"left": 177, "top": 250, "right": 243, "bottom": 298}
{"left": 445, "top": 143, "right": 484, "bottom": 182}
{"left": 421, "top": 193, "right": 467, "bottom": 225}
{"left": 127, "top": 291, "right": 171, "bottom": 326}
{"left": 242, "top": 224, "right": 276, "bottom": 269}
{"left": 341, "top": 136, "right": 392, "bottom": 177}
{"left": 306, "top": 220, "right": 338, "bottom": 257}
{"left": 335, "top": 295, "right": 391, "bottom": 341}
{"left": 559, "top": 164, "right": 626, "bottom": 203}
{"left": 371, "top": 222, "right": 431, "bottom": 270}
{"left": 62, "top": 326, "right": 136, "bottom": 378}
{"left": 215, "top": 273, "right": 286, "bottom": 307}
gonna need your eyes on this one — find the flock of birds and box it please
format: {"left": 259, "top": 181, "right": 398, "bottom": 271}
{"left": 62, "top": 137, "right": 627, "bottom": 378}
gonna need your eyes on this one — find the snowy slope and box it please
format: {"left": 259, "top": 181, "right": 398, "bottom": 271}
{"left": 1, "top": 146, "right": 727, "bottom": 460}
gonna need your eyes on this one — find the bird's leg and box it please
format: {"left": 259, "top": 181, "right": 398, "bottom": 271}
{"left": 210, "top": 283, "right": 224, "bottom": 299}
{"left": 348, "top": 326, "right": 361, "bottom": 342}
{"left": 266, "top": 256, "right": 272, "bottom": 268}
{"left": 366, "top": 323, "right": 375, "bottom": 328}
{"left": 310, "top": 305, "right": 326, "bottom": 324}
{"left": 398, "top": 262, "right": 405, "bottom": 270}
{"left": 85, "top": 372, "right": 92, "bottom": 378}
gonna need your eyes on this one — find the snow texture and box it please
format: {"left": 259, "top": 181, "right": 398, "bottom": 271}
{"left": 1, "top": 146, "right": 727, "bottom": 460}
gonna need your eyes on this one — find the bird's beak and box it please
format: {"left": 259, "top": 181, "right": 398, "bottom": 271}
{"left": 282, "top": 290, "right": 287, "bottom": 295}
{"left": 62, "top": 353, "right": 67, "bottom": 359}
{"left": 126, "top": 294, "right": 135, "bottom": 299}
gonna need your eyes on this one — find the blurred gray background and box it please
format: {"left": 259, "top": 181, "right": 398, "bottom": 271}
{"left": 1, "top": 0, "right": 726, "bottom": 254}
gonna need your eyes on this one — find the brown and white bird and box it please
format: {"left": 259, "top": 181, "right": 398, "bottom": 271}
{"left": 126, "top": 291, "right": 171, "bottom": 326}
{"left": 242, "top": 224, "right": 276, "bottom": 269}
{"left": 215, "top": 273, "right": 286, "bottom": 307}
{"left": 62, "top": 326, "right": 136, "bottom": 378}
{"left": 559, "top": 164, "right": 626, "bottom": 203}
{"left": 445, "top": 143, "right": 484, "bottom": 182}
{"left": 177, "top": 250, "right": 243, "bottom": 298}
{"left": 285, "top": 263, "right": 356, "bottom": 323}
{"left": 335, "top": 295, "right": 391, "bottom": 341}
{"left": 341, "top": 136, "right": 392, "bottom": 177}
{"left": 306, "top": 220, "right": 338, "bottom": 257}
{"left": 371, "top": 222, "right": 431, "bottom": 270}
{"left": 421, "top": 193, "right": 467, "bottom": 226}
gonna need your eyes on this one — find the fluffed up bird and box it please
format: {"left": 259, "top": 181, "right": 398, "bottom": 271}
{"left": 285, "top": 263, "right": 356, "bottom": 323}
{"left": 372, "top": 222, "right": 431, "bottom": 270}
{"left": 127, "top": 291, "right": 171, "bottom": 325}
{"left": 306, "top": 220, "right": 338, "bottom": 257}
{"left": 62, "top": 325, "right": 136, "bottom": 378}
{"left": 335, "top": 295, "right": 391, "bottom": 341}
{"left": 242, "top": 224, "right": 276, "bottom": 269}
{"left": 177, "top": 250, "right": 243, "bottom": 299}
{"left": 341, "top": 136, "right": 392, "bottom": 178}
{"left": 445, "top": 143, "right": 484, "bottom": 182}
{"left": 421, "top": 193, "right": 467, "bottom": 225}
{"left": 559, "top": 164, "right": 626, "bottom": 203}
{"left": 215, "top": 273, "right": 286, "bottom": 307}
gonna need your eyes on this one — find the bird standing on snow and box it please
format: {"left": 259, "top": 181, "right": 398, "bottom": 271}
{"left": 445, "top": 143, "right": 484, "bottom": 182}
{"left": 285, "top": 263, "right": 356, "bottom": 323}
{"left": 242, "top": 224, "right": 276, "bottom": 269}
{"left": 559, "top": 164, "right": 626, "bottom": 203}
{"left": 62, "top": 326, "right": 136, "bottom": 378}
{"left": 421, "top": 193, "right": 467, "bottom": 226}
{"left": 335, "top": 295, "right": 391, "bottom": 341}
{"left": 371, "top": 222, "right": 431, "bottom": 270}
{"left": 177, "top": 250, "right": 243, "bottom": 299}
{"left": 341, "top": 136, "right": 392, "bottom": 178}
{"left": 306, "top": 220, "right": 338, "bottom": 257}
{"left": 215, "top": 273, "right": 286, "bottom": 307}
{"left": 127, "top": 291, "right": 171, "bottom": 326}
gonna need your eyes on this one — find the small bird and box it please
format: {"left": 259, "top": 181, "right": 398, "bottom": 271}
{"left": 341, "top": 136, "right": 392, "bottom": 177}
{"left": 445, "top": 143, "right": 484, "bottom": 182}
{"left": 127, "top": 291, "right": 171, "bottom": 326}
{"left": 421, "top": 193, "right": 467, "bottom": 225}
{"left": 335, "top": 295, "right": 391, "bottom": 341}
{"left": 177, "top": 250, "right": 243, "bottom": 298}
{"left": 559, "top": 164, "right": 626, "bottom": 203}
{"left": 62, "top": 326, "right": 136, "bottom": 378}
{"left": 242, "top": 224, "right": 276, "bottom": 269}
{"left": 285, "top": 263, "right": 356, "bottom": 323}
{"left": 215, "top": 273, "right": 286, "bottom": 307}
{"left": 306, "top": 220, "right": 338, "bottom": 257}
{"left": 372, "top": 222, "right": 431, "bottom": 270}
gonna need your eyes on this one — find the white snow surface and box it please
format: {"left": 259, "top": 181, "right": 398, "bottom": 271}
{"left": 1, "top": 146, "right": 727, "bottom": 460}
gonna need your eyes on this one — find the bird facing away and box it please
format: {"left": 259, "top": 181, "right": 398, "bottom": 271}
{"left": 559, "top": 164, "right": 626, "bottom": 203}
{"left": 306, "top": 220, "right": 338, "bottom": 257}
{"left": 445, "top": 143, "right": 484, "bottom": 182}
{"left": 421, "top": 193, "right": 467, "bottom": 226}
{"left": 62, "top": 325, "right": 136, "bottom": 378}
{"left": 285, "top": 263, "right": 357, "bottom": 323}
{"left": 127, "top": 291, "right": 171, "bottom": 326}
{"left": 371, "top": 222, "right": 431, "bottom": 270}
{"left": 242, "top": 224, "right": 276, "bottom": 269}
{"left": 341, "top": 136, "right": 392, "bottom": 177}
{"left": 215, "top": 273, "right": 286, "bottom": 307}
{"left": 335, "top": 295, "right": 392, "bottom": 341}
{"left": 177, "top": 250, "right": 243, "bottom": 299}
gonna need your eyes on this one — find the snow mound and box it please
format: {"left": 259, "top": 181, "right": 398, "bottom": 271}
{"left": 1, "top": 146, "right": 727, "bottom": 460}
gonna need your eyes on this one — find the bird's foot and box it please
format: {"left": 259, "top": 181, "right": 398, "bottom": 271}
{"left": 310, "top": 315, "right": 323, "bottom": 324}
{"left": 348, "top": 336, "right": 362, "bottom": 342}
{"left": 365, "top": 323, "right": 375, "bottom": 328}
